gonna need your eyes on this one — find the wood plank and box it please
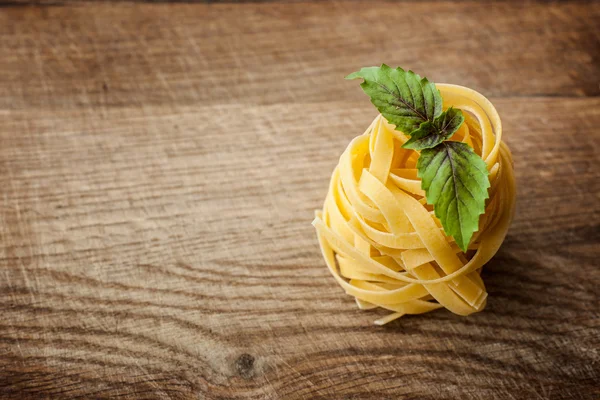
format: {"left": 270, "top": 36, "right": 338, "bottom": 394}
{"left": 0, "top": 0, "right": 598, "bottom": 112}
{"left": 0, "top": 1, "right": 598, "bottom": 399}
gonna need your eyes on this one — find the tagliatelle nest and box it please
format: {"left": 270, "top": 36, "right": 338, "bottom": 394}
{"left": 312, "top": 84, "right": 516, "bottom": 325}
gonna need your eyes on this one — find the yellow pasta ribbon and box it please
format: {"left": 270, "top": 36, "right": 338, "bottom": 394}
{"left": 312, "top": 84, "right": 516, "bottom": 325}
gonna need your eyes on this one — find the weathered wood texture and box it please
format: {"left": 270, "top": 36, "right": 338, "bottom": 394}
{"left": 0, "top": 1, "right": 599, "bottom": 399}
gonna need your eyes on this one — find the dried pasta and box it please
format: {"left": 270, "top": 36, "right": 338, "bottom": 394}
{"left": 312, "top": 84, "right": 516, "bottom": 325}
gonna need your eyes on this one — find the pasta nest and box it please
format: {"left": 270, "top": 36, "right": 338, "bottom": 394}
{"left": 313, "top": 84, "right": 516, "bottom": 325}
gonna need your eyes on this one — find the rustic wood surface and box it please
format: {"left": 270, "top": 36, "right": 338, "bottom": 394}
{"left": 0, "top": 1, "right": 599, "bottom": 399}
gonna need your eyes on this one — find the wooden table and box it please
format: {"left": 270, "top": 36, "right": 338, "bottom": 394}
{"left": 0, "top": 1, "right": 599, "bottom": 399}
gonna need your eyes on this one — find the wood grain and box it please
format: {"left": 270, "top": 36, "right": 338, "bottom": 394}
{"left": 0, "top": 1, "right": 598, "bottom": 399}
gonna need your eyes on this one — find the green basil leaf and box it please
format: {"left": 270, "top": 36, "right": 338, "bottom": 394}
{"left": 417, "top": 141, "right": 490, "bottom": 252}
{"left": 402, "top": 107, "right": 464, "bottom": 150}
{"left": 346, "top": 64, "right": 442, "bottom": 134}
